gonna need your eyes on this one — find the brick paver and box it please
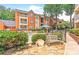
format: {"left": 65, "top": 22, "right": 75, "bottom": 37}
{"left": 64, "top": 33, "right": 79, "bottom": 55}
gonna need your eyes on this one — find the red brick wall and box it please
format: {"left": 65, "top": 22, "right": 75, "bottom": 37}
{"left": 7, "top": 27, "right": 16, "bottom": 31}
{"left": 15, "top": 10, "right": 52, "bottom": 31}
{"left": 0, "top": 21, "right": 5, "bottom": 30}
{"left": 15, "top": 11, "right": 20, "bottom": 29}
{"left": 0, "top": 21, "right": 16, "bottom": 31}
{"left": 27, "top": 11, "right": 36, "bottom": 30}
{"left": 39, "top": 16, "right": 50, "bottom": 26}
{"left": 43, "top": 16, "right": 46, "bottom": 24}
{"left": 28, "top": 16, "right": 36, "bottom": 30}
{"left": 15, "top": 11, "right": 36, "bottom": 31}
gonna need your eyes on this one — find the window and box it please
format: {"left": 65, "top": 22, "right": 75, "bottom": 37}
{"left": 20, "top": 13, "right": 27, "bottom": 17}
{"left": 20, "top": 19, "right": 27, "bottom": 24}
{"left": 20, "top": 25, "right": 27, "bottom": 30}
{"left": 41, "top": 17, "right": 44, "bottom": 23}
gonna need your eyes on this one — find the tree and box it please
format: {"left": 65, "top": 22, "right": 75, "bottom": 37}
{"left": 43, "top": 4, "right": 63, "bottom": 29}
{"left": 0, "top": 5, "right": 6, "bottom": 19}
{"left": 57, "top": 21, "right": 70, "bottom": 30}
{"left": 44, "top": 4, "right": 63, "bottom": 19}
{"left": 0, "top": 5, "right": 6, "bottom": 10}
{"left": 4, "top": 8, "right": 15, "bottom": 20}
{"left": 62, "top": 4, "right": 75, "bottom": 28}
{"left": 0, "top": 5, "right": 15, "bottom": 20}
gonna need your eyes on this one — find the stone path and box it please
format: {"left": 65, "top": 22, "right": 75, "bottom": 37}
{"left": 11, "top": 43, "right": 65, "bottom": 55}
{"left": 64, "top": 33, "right": 79, "bottom": 55}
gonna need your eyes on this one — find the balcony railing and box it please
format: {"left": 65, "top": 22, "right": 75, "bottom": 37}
{"left": 20, "top": 21, "right": 27, "bottom": 24}
{"left": 20, "top": 15, "right": 27, "bottom": 17}
{"left": 19, "top": 28, "right": 27, "bottom": 30}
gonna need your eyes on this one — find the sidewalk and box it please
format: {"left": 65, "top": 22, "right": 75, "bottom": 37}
{"left": 64, "top": 33, "right": 79, "bottom": 55}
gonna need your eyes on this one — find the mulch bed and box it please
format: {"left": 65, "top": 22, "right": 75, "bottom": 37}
{"left": 69, "top": 33, "right": 79, "bottom": 44}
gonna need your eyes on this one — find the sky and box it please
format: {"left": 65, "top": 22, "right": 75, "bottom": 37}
{"left": 1, "top": 4, "right": 70, "bottom": 21}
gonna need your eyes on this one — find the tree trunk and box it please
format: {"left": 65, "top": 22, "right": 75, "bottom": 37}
{"left": 72, "top": 18, "right": 74, "bottom": 28}
{"left": 70, "top": 15, "right": 72, "bottom": 29}
{"left": 55, "top": 14, "right": 58, "bottom": 30}
{"left": 49, "top": 16, "right": 53, "bottom": 32}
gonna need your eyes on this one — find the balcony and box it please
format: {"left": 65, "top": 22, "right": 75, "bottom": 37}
{"left": 19, "top": 25, "right": 27, "bottom": 30}
{"left": 20, "top": 13, "right": 27, "bottom": 17}
{"left": 20, "top": 21, "right": 27, "bottom": 24}
{"left": 19, "top": 14, "right": 27, "bottom": 19}
{"left": 19, "top": 18, "right": 28, "bottom": 25}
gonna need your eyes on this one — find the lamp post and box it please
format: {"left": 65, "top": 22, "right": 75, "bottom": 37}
{"left": 28, "top": 30, "right": 32, "bottom": 47}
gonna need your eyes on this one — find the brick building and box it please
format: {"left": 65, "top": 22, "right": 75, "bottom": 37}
{"left": 0, "top": 9, "right": 56, "bottom": 31}
{"left": 74, "top": 4, "right": 79, "bottom": 28}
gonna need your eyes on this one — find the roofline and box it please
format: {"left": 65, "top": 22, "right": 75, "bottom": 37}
{"left": 15, "top": 9, "right": 27, "bottom": 14}
{"left": 0, "top": 19, "right": 15, "bottom": 21}
{"left": 0, "top": 19, "right": 16, "bottom": 27}
{"left": 15, "top": 9, "right": 46, "bottom": 16}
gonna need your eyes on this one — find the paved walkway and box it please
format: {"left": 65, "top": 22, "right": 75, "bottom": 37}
{"left": 64, "top": 33, "right": 79, "bottom": 55}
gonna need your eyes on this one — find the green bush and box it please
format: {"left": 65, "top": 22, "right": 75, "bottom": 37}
{"left": 16, "top": 32, "right": 28, "bottom": 45}
{"left": 31, "top": 28, "right": 36, "bottom": 31}
{"left": 52, "top": 32, "right": 63, "bottom": 40}
{"left": 32, "top": 34, "right": 46, "bottom": 43}
{"left": 0, "top": 31, "right": 28, "bottom": 54}
{"left": 38, "top": 30, "right": 45, "bottom": 33}
{"left": 31, "top": 28, "right": 42, "bottom": 31}
{"left": 57, "top": 21, "right": 70, "bottom": 30}
{"left": 37, "top": 29, "right": 42, "bottom": 31}
{"left": 0, "top": 46, "right": 5, "bottom": 54}
{"left": 69, "top": 28, "right": 79, "bottom": 36}
{"left": 37, "top": 28, "right": 47, "bottom": 33}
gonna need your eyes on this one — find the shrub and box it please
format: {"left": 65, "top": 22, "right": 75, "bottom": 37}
{"left": 57, "top": 21, "right": 70, "bottom": 30}
{"left": 31, "top": 28, "right": 36, "bottom": 31}
{"left": 37, "top": 28, "right": 47, "bottom": 33}
{"left": 0, "top": 46, "right": 5, "bottom": 54}
{"left": 37, "top": 29, "right": 42, "bottom": 31}
{"left": 43, "top": 28, "right": 47, "bottom": 32}
{"left": 0, "top": 31, "right": 28, "bottom": 54}
{"left": 31, "top": 28, "right": 42, "bottom": 31}
{"left": 38, "top": 30, "right": 45, "bottom": 33}
{"left": 69, "top": 28, "right": 79, "bottom": 36}
{"left": 16, "top": 32, "right": 28, "bottom": 45}
{"left": 52, "top": 32, "right": 63, "bottom": 40}
{"left": 32, "top": 34, "right": 46, "bottom": 43}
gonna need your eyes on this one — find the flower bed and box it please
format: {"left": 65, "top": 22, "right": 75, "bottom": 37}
{"left": 69, "top": 28, "right": 79, "bottom": 44}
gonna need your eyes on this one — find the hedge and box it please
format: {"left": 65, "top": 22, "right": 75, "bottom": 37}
{"left": 32, "top": 34, "right": 46, "bottom": 43}
{"left": 0, "top": 31, "right": 28, "bottom": 54}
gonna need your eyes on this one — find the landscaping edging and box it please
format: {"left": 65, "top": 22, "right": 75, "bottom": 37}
{"left": 69, "top": 33, "right": 79, "bottom": 44}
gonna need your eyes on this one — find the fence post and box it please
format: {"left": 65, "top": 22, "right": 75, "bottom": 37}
{"left": 64, "top": 29, "right": 66, "bottom": 42}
